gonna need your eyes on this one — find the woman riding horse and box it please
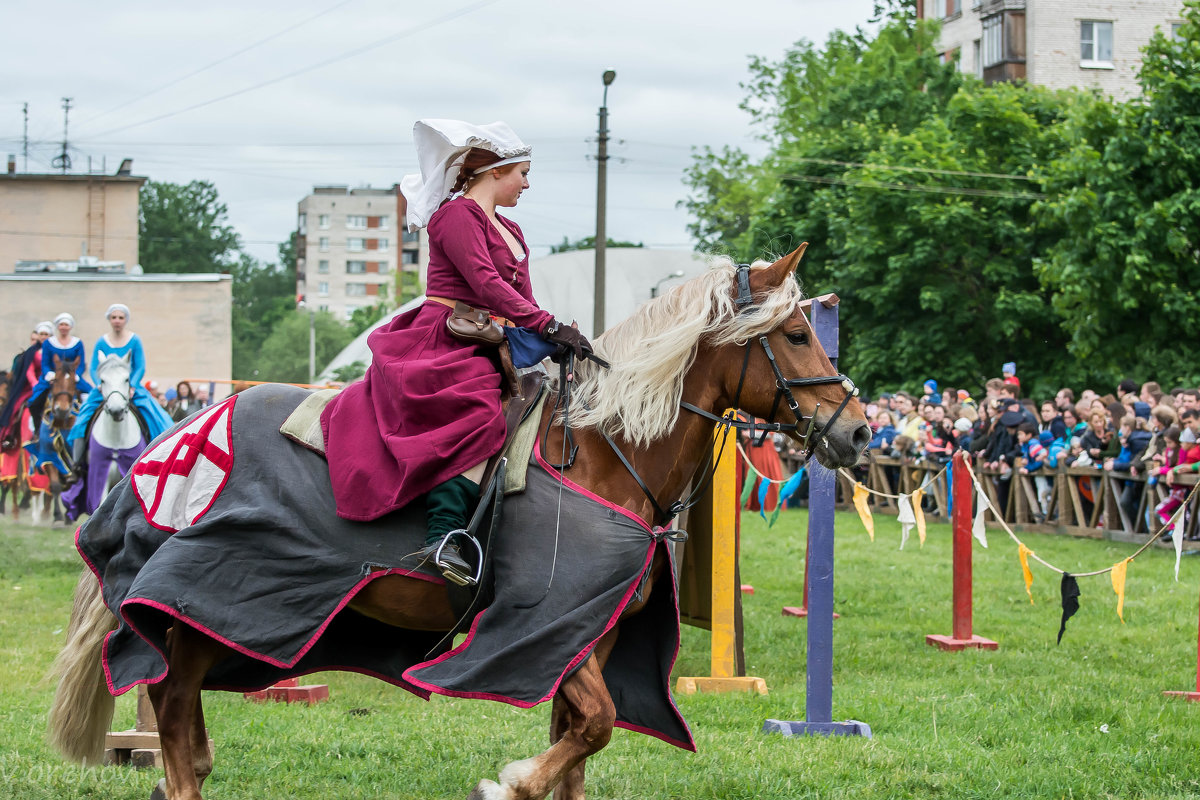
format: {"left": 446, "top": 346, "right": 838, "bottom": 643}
{"left": 26, "top": 313, "right": 91, "bottom": 439}
{"left": 67, "top": 304, "right": 173, "bottom": 471}
{"left": 321, "top": 119, "right": 593, "bottom": 584}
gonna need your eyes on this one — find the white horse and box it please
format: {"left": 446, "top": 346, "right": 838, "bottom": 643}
{"left": 79, "top": 353, "right": 146, "bottom": 513}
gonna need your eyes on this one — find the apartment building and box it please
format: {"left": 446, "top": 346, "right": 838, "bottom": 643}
{"left": 919, "top": 0, "right": 1186, "bottom": 99}
{"left": 295, "top": 185, "right": 427, "bottom": 321}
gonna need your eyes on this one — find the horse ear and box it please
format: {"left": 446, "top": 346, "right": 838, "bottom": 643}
{"left": 53, "top": 355, "right": 64, "bottom": 369}
{"left": 754, "top": 243, "right": 808, "bottom": 289}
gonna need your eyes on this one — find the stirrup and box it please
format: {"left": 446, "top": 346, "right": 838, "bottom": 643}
{"left": 431, "top": 530, "right": 483, "bottom": 587}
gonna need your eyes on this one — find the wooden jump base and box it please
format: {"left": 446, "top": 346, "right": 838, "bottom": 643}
{"left": 105, "top": 686, "right": 213, "bottom": 769}
{"left": 244, "top": 677, "right": 330, "bottom": 705}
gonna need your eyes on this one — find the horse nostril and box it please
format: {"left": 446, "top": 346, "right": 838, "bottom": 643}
{"left": 852, "top": 422, "right": 871, "bottom": 451}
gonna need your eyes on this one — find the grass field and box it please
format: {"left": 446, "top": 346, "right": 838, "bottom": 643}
{"left": 3, "top": 508, "right": 1200, "bottom": 800}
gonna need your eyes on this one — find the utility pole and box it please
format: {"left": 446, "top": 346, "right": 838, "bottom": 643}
{"left": 593, "top": 69, "right": 616, "bottom": 338}
{"left": 22, "top": 103, "right": 28, "bottom": 171}
{"left": 52, "top": 97, "right": 72, "bottom": 174}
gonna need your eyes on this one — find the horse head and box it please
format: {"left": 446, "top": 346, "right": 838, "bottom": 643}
{"left": 725, "top": 245, "right": 870, "bottom": 469}
{"left": 97, "top": 353, "right": 134, "bottom": 422}
{"left": 49, "top": 356, "right": 79, "bottom": 429}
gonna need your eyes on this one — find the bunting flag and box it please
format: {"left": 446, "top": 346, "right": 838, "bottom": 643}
{"left": 972, "top": 483, "right": 990, "bottom": 549}
{"left": 739, "top": 471, "right": 755, "bottom": 509}
{"left": 897, "top": 493, "right": 915, "bottom": 550}
{"left": 1058, "top": 573, "right": 1080, "bottom": 644}
{"left": 767, "top": 501, "right": 783, "bottom": 528}
{"left": 779, "top": 469, "right": 805, "bottom": 506}
{"left": 757, "top": 478, "right": 771, "bottom": 520}
{"left": 1111, "top": 558, "right": 1131, "bottom": 623}
{"left": 1173, "top": 506, "right": 1184, "bottom": 581}
{"left": 1018, "top": 543, "right": 1035, "bottom": 604}
{"left": 911, "top": 488, "right": 927, "bottom": 546}
{"left": 852, "top": 483, "right": 874, "bottom": 541}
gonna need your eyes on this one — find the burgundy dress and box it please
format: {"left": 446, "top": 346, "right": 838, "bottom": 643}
{"left": 321, "top": 198, "right": 555, "bottom": 521}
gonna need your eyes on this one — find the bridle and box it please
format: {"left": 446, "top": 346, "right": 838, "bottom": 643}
{"left": 601, "top": 263, "right": 860, "bottom": 526}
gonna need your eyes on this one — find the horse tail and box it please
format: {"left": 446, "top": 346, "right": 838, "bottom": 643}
{"left": 47, "top": 567, "right": 118, "bottom": 765}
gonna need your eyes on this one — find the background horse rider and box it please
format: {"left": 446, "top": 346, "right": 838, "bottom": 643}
{"left": 67, "top": 304, "right": 174, "bottom": 477}
{"left": 320, "top": 119, "right": 592, "bottom": 584}
{"left": 26, "top": 313, "right": 91, "bottom": 442}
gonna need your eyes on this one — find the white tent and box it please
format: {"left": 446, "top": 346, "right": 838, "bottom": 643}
{"left": 318, "top": 248, "right": 712, "bottom": 382}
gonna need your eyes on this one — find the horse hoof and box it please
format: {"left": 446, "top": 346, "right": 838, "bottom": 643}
{"left": 468, "top": 779, "right": 511, "bottom": 800}
{"left": 149, "top": 778, "right": 168, "bottom": 800}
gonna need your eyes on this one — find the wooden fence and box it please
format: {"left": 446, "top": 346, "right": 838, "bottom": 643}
{"left": 836, "top": 455, "right": 1200, "bottom": 544}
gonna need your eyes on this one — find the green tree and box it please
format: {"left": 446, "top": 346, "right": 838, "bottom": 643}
{"left": 1035, "top": 1, "right": 1200, "bottom": 388}
{"left": 348, "top": 303, "right": 391, "bottom": 338}
{"left": 253, "top": 311, "right": 354, "bottom": 383}
{"left": 230, "top": 245, "right": 295, "bottom": 379}
{"left": 139, "top": 180, "right": 241, "bottom": 273}
{"left": 549, "top": 236, "right": 644, "bottom": 253}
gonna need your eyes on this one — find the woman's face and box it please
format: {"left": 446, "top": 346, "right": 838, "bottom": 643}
{"left": 1041, "top": 403, "right": 1056, "bottom": 421}
{"left": 56, "top": 321, "right": 72, "bottom": 338}
{"left": 492, "top": 162, "right": 530, "bottom": 207}
{"left": 1091, "top": 399, "right": 1107, "bottom": 414}
{"left": 1063, "top": 409, "right": 1078, "bottom": 428}
{"left": 108, "top": 310, "right": 127, "bottom": 334}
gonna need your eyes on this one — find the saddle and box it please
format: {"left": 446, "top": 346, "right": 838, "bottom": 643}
{"left": 280, "top": 371, "right": 547, "bottom": 497}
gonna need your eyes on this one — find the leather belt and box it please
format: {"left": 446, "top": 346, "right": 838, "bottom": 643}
{"left": 426, "top": 295, "right": 514, "bottom": 328}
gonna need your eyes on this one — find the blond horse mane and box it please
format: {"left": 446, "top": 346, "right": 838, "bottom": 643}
{"left": 563, "top": 257, "right": 804, "bottom": 448}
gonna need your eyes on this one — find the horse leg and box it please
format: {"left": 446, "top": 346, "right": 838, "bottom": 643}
{"left": 550, "top": 629, "right": 620, "bottom": 800}
{"left": 470, "top": 654, "right": 615, "bottom": 800}
{"left": 146, "top": 623, "right": 229, "bottom": 800}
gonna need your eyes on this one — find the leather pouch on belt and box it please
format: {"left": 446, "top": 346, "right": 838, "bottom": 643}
{"left": 446, "top": 301, "right": 505, "bottom": 346}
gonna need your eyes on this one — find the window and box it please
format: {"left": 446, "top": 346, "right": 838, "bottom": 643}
{"left": 346, "top": 260, "right": 367, "bottom": 274}
{"left": 944, "top": 0, "right": 960, "bottom": 18}
{"left": 319, "top": 214, "right": 330, "bottom": 229}
{"left": 318, "top": 237, "right": 330, "bottom": 252}
{"left": 317, "top": 282, "right": 329, "bottom": 296}
{"left": 1171, "top": 23, "right": 1184, "bottom": 41}
{"left": 1081, "top": 21, "right": 1113, "bottom": 65}
{"left": 346, "top": 283, "right": 367, "bottom": 296}
{"left": 402, "top": 230, "right": 419, "bottom": 243}
{"left": 347, "top": 238, "right": 366, "bottom": 252}
{"left": 297, "top": 213, "right": 307, "bottom": 235}
{"left": 346, "top": 215, "right": 367, "bottom": 229}
{"left": 982, "top": 14, "right": 1002, "bottom": 67}
{"left": 317, "top": 259, "right": 330, "bottom": 274}
{"left": 378, "top": 238, "right": 389, "bottom": 252}
{"left": 402, "top": 250, "right": 419, "bottom": 265}
{"left": 378, "top": 215, "right": 389, "bottom": 230}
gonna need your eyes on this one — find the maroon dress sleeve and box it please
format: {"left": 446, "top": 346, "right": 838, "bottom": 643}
{"left": 432, "top": 203, "right": 554, "bottom": 331}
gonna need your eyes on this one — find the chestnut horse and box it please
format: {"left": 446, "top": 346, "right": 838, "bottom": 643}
{"left": 48, "top": 247, "right": 870, "bottom": 800}
{"left": 26, "top": 356, "right": 80, "bottom": 521}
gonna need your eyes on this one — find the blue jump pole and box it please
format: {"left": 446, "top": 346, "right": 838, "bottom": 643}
{"left": 764, "top": 295, "right": 871, "bottom": 738}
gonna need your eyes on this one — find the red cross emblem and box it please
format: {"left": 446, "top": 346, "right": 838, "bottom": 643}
{"left": 132, "top": 395, "right": 237, "bottom": 533}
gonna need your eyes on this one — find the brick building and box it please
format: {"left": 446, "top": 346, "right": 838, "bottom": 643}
{"left": 919, "top": 0, "right": 1186, "bottom": 99}
{"left": 295, "top": 186, "right": 427, "bottom": 321}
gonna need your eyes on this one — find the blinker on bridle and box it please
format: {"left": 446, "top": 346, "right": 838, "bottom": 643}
{"left": 601, "top": 263, "right": 861, "bottom": 526}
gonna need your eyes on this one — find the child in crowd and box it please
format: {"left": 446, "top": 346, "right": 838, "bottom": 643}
{"left": 868, "top": 410, "right": 897, "bottom": 451}
{"left": 1016, "top": 422, "right": 1050, "bottom": 518}
{"left": 1156, "top": 427, "right": 1200, "bottom": 539}
{"left": 922, "top": 405, "right": 955, "bottom": 464}
{"left": 1002, "top": 362, "right": 1020, "bottom": 391}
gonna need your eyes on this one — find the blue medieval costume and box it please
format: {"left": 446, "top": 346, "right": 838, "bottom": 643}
{"left": 28, "top": 335, "right": 92, "bottom": 407}
{"left": 69, "top": 334, "right": 173, "bottom": 445}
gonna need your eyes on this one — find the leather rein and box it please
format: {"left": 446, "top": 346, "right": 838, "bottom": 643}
{"left": 549, "top": 264, "right": 860, "bottom": 527}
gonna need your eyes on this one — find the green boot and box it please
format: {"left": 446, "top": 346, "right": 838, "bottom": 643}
{"left": 420, "top": 475, "right": 480, "bottom": 586}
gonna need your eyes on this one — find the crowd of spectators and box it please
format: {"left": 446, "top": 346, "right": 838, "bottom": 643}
{"left": 863, "top": 365, "right": 1200, "bottom": 537}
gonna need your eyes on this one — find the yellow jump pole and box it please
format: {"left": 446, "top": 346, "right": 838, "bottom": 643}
{"left": 675, "top": 417, "right": 768, "bottom": 695}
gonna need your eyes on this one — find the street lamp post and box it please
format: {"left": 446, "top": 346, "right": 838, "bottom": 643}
{"left": 593, "top": 69, "right": 616, "bottom": 338}
{"left": 308, "top": 305, "right": 316, "bottom": 385}
{"left": 651, "top": 270, "right": 685, "bottom": 299}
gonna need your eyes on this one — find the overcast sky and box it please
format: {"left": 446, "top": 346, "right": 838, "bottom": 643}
{"left": 3, "top": 0, "right": 878, "bottom": 266}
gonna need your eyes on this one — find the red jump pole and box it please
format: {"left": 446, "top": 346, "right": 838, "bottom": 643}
{"left": 1163, "top": 573, "right": 1200, "bottom": 701}
{"left": 926, "top": 451, "right": 998, "bottom": 651}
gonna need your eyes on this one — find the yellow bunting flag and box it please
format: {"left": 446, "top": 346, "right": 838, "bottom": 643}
{"left": 1110, "top": 558, "right": 1131, "bottom": 623}
{"left": 1018, "top": 543, "right": 1035, "bottom": 604}
{"left": 852, "top": 483, "right": 874, "bottom": 541}
{"left": 911, "top": 488, "right": 927, "bottom": 546}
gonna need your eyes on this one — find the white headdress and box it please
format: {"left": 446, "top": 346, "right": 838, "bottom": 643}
{"left": 399, "top": 119, "right": 532, "bottom": 232}
{"left": 106, "top": 303, "right": 131, "bottom": 322}
{"left": 35, "top": 321, "right": 53, "bottom": 335}
{"left": 54, "top": 312, "right": 75, "bottom": 329}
